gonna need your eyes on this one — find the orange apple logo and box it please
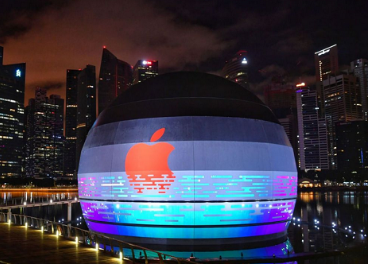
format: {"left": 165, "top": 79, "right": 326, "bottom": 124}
{"left": 125, "top": 128, "right": 175, "bottom": 194}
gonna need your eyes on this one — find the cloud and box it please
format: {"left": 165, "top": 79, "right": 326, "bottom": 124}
{"left": 29, "top": 80, "right": 64, "bottom": 91}
{"left": 258, "top": 64, "right": 286, "bottom": 77}
{"left": 272, "top": 30, "right": 314, "bottom": 55}
{"left": 2, "top": 0, "right": 230, "bottom": 104}
{"left": 0, "top": 0, "right": 73, "bottom": 44}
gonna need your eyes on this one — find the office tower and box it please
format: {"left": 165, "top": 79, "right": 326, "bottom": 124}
{"left": 132, "top": 60, "right": 158, "bottom": 84}
{"left": 323, "top": 74, "right": 362, "bottom": 169}
{"left": 0, "top": 46, "right": 26, "bottom": 177}
{"left": 315, "top": 44, "right": 339, "bottom": 82}
{"left": 351, "top": 59, "right": 368, "bottom": 118}
{"left": 0, "top": 46, "right": 3, "bottom": 65}
{"left": 25, "top": 88, "right": 64, "bottom": 178}
{"left": 296, "top": 84, "right": 329, "bottom": 170}
{"left": 263, "top": 76, "right": 298, "bottom": 162}
{"left": 64, "top": 69, "right": 81, "bottom": 178}
{"left": 98, "top": 47, "right": 132, "bottom": 114}
{"left": 336, "top": 121, "right": 368, "bottom": 172}
{"left": 222, "top": 50, "right": 249, "bottom": 88}
{"left": 76, "top": 65, "right": 96, "bottom": 171}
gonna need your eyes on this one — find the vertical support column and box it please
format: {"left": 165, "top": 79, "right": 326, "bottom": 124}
{"left": 7, "top": 208, "right": 11, "bottom": 223}
{"left": 67, "top": 202, "right": 72, "bottom": 237}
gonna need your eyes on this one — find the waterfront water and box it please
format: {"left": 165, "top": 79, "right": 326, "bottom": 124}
{"left": 1, "top": 190, "right": 367, "bottom": 263}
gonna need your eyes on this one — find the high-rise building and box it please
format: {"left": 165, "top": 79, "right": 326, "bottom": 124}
{"left": 76, "top": 65, "right": 96, "bottom": 172}
{"left": 222, "top": 50, "right": 248, "bottom": 88}
{"left": 314, "top": 44, "right": 339, "bottom": 82}
{"left": 323, "top": 74, "right": 362, "bottom": 169}
{"left": 351, "top": 59, "right": 368, "bottom": 118}
{"left": 98, "top": 47, "right": 132, "bottom": 114}
{"left": 0, "top": 46, "right": 3, "bottom": 65}
{"left": 25, "top": 88, "right": 64, "bottom": 178}
{"left": 0, "top": 46, "right": 26, "bottom": 177}
{"left": 132, "top": 60, "right": 158, "bottom": 84}
{"left": 336, "top": 121, "right": 368, "bottom": 172}
{"left": 64, "top": 69, "right": 81, "bottom": 178}
{"left": 296, "top": 84, "right": 329, "bottom": 170}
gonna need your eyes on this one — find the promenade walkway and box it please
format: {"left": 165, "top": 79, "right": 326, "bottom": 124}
{"left": 0, "top": 222, "right": 125, "bottom": 264}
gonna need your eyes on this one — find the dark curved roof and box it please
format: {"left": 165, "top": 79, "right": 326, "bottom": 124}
{"left": 96, "top": 71, "right": 279, "bottom": 126}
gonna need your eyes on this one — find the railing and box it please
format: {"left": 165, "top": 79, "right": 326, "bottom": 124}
{"left": 0, "top": 198, "right": 79, "bottom": 210}
{"left": 0, "top": 212, "right": 199, "bottom": 264}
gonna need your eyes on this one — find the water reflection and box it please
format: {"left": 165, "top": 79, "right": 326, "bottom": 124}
{"left": 0, "top": 190, "right": 78, "bottom": 206}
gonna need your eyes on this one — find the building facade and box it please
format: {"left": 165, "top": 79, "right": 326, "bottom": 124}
{"left": 76, "top": 65, "right": 96, "bottom": 172}
{"left": 351, "top": 59, "right": 368, "bottom": 119}
{"left": 98, "top": 47, "right": 132, "bottom": 114}
{"left": 323, "top": 74, "right": 362, "bottom": 169}
{"left": 222, "top": 50, "right": 249, "bottom": 88}
{"left": 132, "top": 60, "right": 158, "bottom": 84}
{"left": 314, "top": 44, "right": 339, "bottom": 82}
{"left": 296, "top": 86, "right": 329, "bottom": 170}
{"left": 64, "top": 69, "right": 81, "bottom": 178}
{"left": 25, "top": 88, "right": 64, "bottom": 178}
{"left": 0, "top": 46, "right": 26, "bottom": 177}
{"left": 336, "top": 121, "right": 368, "bottom": 172}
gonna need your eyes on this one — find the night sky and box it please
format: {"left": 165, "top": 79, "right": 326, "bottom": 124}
{"left": 1, "top": 0, "right": 368, "bottom": 104}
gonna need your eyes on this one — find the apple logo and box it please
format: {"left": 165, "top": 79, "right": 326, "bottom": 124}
{"left": 125, "top": 128, "right": 176, "bottom": 194}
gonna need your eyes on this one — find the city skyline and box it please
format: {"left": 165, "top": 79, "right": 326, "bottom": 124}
{"left": 1, "top": 0, "right": 368, "bottom": 105}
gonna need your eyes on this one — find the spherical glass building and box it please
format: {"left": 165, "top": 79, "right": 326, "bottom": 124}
{"left": 78, "top": 72, "right": 297, "bottom": 248}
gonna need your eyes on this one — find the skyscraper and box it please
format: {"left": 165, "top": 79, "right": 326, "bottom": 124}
{"left": 132, "top": 60, "right": 158, "bottom": 84}
{"left": 323, "top": 74, "right": 362, "bottom": 169}
{"left": 222, "top": 50, "right": 249, "bottom": 88}
{"left": 0, "top": 46, "right": 3, "bottom": 65}
{"left": 0, "top": 46, "right": 26, "bottom": 177}
{"left": 76, "top": 65, "right": 96, "bottom": 172}
{"left": 64, "top": 69, "right": 81, "bottom": 178}
{"left": 314, "top": 44, "right": 339, "bottom": 82}
{"left": 296, "top": 84, "right": 329, "bottom": 170}
{"left": 25, "top": 88, "right": 64, "bottom": 178}
{"left": 336, "top": 121, "right": 368, "bottom": 172}
{"left": 351, "top": 59, "right": 368, "bottom": 118}
{"left": 98, "top": 47, "right": 132, "bottom": 114}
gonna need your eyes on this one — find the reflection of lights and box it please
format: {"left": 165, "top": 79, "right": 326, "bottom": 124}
{"left": 75, "top": 237, "right": 78, "bottom": 243}
{"left": 119, "top": 251, "right": 123, "bottom": 259}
